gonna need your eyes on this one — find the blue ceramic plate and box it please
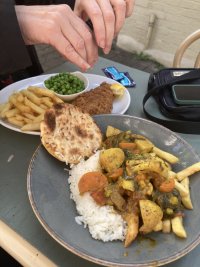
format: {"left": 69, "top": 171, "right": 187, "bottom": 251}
{"left": 27, "top": 115, "right": 200, "bottom": 266}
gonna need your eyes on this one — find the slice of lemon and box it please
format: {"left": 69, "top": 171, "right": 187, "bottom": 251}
{"left": 110, "top": 83, "right": 126, "bottom": 97}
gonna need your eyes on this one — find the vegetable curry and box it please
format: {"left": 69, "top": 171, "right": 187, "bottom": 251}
{"left": 78, "top": 126, "right": 196, "bottom": 247}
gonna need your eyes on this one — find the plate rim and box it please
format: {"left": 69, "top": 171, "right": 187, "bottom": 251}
{"left": 0, "top": 73, "right": 131, "bottom": 135}
{"left": 27, "top": 114, "right": 200, "bottom": 267}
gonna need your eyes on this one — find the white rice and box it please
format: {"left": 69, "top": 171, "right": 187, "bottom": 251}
{"left": 68, "top": 150, "right": 126, "bottom": 242}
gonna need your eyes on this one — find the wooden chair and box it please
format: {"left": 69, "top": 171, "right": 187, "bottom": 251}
{"left": 173, "top": 29, "right": 200, "bottom": 68}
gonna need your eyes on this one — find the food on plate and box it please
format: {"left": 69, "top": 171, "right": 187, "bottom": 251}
{"left": 69, "top": 151, "right": 126, "bottom": 242}
{"left": 110, "top": 83, "right": 126, "bottom": 97}
{"left": 40, "top": 103, "right": 102, "bottom": 164}
{"left": 71, "top": 82, "right": 115, "bottom": 115}
{"left": 0, "top": 86, "right": 63, "bottom": 132}
{"left": 44, "top": 72, "right": 85, "bottom": 95}
{"left": 68, "top": 125, "right": 200, "bottom": 247}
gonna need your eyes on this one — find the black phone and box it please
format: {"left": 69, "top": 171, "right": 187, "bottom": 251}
{"left": 172, "top": 84, "right": 200, "bottom": 105}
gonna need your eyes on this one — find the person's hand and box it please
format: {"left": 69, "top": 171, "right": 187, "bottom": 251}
{"left": 74, "top": 0, "right": 135, "bottom": 54}
{"left": 15, "top": 5, "right": 98, "bottom": 71}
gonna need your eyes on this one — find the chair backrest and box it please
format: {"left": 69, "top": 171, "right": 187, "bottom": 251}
{"left": 173, "top": 29, "right": 200, "bottom": 68}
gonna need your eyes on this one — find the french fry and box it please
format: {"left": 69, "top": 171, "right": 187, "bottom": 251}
{"left": 15, "top": 114, "right": 25, "bottom": 121}
{"left": 23, "top": 117, "right": 33, "bottom": 124}
{"left": 33, "top": 113, "right": 44, "bottom": 123}
{"left": 41, "top": 97, "right": 53, "bottom": 108}
{"left": 176, "top": 162, "right": 200, "bottom": 181}
{"left": 0, "top": 102, "right": 13, "bottom": 118}
{"left": 181, "top": 177, "right": 193, "bottom": 209}
{"left": 24, "top": 97, "right": 45, "bottom": 114}
{"left": 16, "top": 93, "right": 24, "bottom": 102}
{"left": 28, "top": 86, "right": 56, "bottom": 99}
{"left": 40, "top": 104, "right": 48, "bottom": 110}
{"left": 23, "top": 113, "right": 36, "bottom": 120}
{"left": 9, "top": 95, "right": 32, "bottom": 113}
{"left": 1, "top": 85, "right": 64, "bottom": 132}
{"left": 21, "top": 122, "right": 41, "bottom": 131}
{"left": 153, "top": 146, "right": 179, "bottom": 164}
{"left": 4, "top": 108, "right": 20, "bottom": 118}
{"left": 28, "top": 85, "right": 63, "bottom": 103}
{"left": 162, "top": 219, "right": 171, "bottom": 233}
{"left": 7, "top": 117, "right": 25, "bottom": 127}
{"left": 174, "top": 180, "right": 188, "bottom": 197}
{"left": 22, "top": 89, "right": 41, "bottom": 105}
{"left": 171, "top": 216, "right": 187, "bottom": 238}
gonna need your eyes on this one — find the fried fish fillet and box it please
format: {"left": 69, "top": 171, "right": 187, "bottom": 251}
{"left": 40, "top": 103, "right": 102, "bottom": 164}
{"left": 72, "top": 82, "right": 114, "bottom": 115}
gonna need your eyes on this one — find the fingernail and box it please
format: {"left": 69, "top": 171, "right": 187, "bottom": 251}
{"left": 99, "top": 40, "right": 105, "bottom": 49}
{"left": 104, "top": 47, "right": 111, "bottom": 54}
{"left": 82, "top": 63, "right": 91, "bottom": 72}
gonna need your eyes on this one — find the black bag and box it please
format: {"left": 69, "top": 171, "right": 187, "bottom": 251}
{"left": 143, "top": 68, "right": 200, "bottom": 134}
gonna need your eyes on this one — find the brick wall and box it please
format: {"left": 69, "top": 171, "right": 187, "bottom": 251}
{"left": 117, "top": 0, "right": 200, "bottom": 67}
{"left": 36, "top": 0, "right": 200, "bottom": 70}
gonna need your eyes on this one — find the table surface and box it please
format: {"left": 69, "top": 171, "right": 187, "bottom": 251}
{"left": 1, "top": 57, "right": 200, "bottom": 267}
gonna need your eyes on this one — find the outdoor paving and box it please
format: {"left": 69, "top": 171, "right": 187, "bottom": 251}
{"left": 99, "top": 44, "right": 165, "bottom": 73}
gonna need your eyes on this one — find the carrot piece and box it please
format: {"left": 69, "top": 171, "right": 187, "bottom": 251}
{"left": 159, "top": 178, "right": 175, "bottom": 193}
{"left": 78, "top": 171, "right": 108, "bottom": 194}
{"left": 135, "top": 173, "right": 147, "bottom": 181}
{"left": 119, "top": 142, "right": 137, "bottom": 150}
{"left": 108, "top": 168, "right": 123, "bottom": 180}
{"left": 90, "top": 190, "right": 107, "bottom": 206}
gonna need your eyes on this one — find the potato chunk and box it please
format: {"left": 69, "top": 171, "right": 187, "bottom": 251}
{"left": 100, "top": 148, "right": 125, "bottom": 173}
{"left": 139, "top": 200, "right": 163, "bottom": 234}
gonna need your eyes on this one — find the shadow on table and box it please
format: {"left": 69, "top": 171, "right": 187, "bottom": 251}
{"left": 0, "top": 248, "right": 22, "bottom": 267}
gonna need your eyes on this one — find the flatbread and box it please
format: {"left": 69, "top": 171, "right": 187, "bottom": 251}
{"left": 40, "top": 103, "right": 102, "bottom": 164}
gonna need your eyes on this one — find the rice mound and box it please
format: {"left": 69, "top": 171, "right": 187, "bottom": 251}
{"left": 68, "top": 150, "right": 126, "bottom": 242}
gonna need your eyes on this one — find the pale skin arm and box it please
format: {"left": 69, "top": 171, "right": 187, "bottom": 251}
{"left": 74, "top": 0, "right": 135, "bottom": 54}
{"left": 15, "top": 1, "right": 135, "bottom": 71}
{"left": 15, "top": 4, "right": 98, "bottom": 71}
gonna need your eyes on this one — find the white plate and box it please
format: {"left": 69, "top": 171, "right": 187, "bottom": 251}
{"left": 0, "top": 73, "right": 131, "bottom": 135}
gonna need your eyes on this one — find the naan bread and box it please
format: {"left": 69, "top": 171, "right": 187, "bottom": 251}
{"left": 40, "top": 103, "right": 102, "bottom": 164}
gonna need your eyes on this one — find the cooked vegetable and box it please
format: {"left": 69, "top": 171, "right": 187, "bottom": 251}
{"left": 44, "top": 72, "right": 84, "bottom": 95}
{"left": 107, "top": 168, "right": 123, "bottom": 181}
{"left": 78, "top": 125, "right": 200, "bottom": 247}
{"left": 106, "top": 125, "right": 122, "bottom": 137}
{"left": 134, "top": 139, "right": 153, "bottom": 153}
{"left": 153, "top": 220, "right": 163, "bottom": 231}
{"left": 181, "top": 177, "right": 193, "bottom": 209}
{"left": 139, "top": 200, "right": 163, "bottom": 234}
{"left": 176, "top": 162, "right": 200, "bottom": 181}
{"left": 100, "top": 148, "right": 125, "bottom": 173}
{"left": 162, "top": 219, "right": 171, "bottom": 233}
{"left": 123, "top": 213, "right": 139, "bottom": 247}
{"left": 126, "top": 158, "right": 169, "bottom": 178}
{"left": 119, "top": 142, "right": 137, "bottom": 150}
{"left": 159, "top": 178, "right": 175, "bottom": 193}
{"left": 120, "top": 179, "right": 135, "bottom": 191}
{"left": 171, "top": 216, "right": 187, "bottom": 238}
{"left": 78, "top": 171, "right": 108, "bottom": 194}
{"left": 174, "top": 180, "right": 188, "bottom": 197}
{"left": 153, "top": 146, "right": 179, "bottom": 164}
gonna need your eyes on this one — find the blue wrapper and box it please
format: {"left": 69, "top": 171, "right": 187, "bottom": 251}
{"left": 119, "top": 72, "right": 136, "bottom": 87}
{"left": 102, "top": 66, "right": 124, "bottom": 81}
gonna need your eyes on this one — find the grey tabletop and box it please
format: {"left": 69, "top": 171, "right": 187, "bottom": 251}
{"left": 0, "top": 57, "right": 200, "bottom": 267}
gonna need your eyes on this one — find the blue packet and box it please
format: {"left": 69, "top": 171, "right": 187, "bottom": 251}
{"left": 119, "top": 72, "right": 136, "bottom": 87}
{"left": 102, "top": 66, "right": 124, "bottom": 81}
